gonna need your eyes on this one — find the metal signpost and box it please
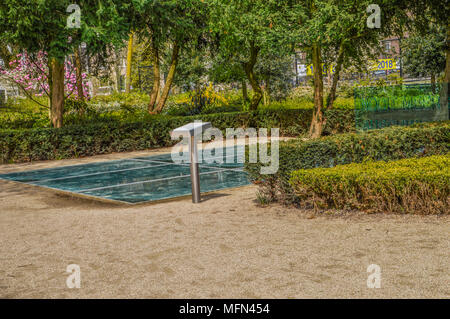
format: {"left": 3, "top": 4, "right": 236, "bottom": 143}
{"left": 171, "top": 122, "right": 212, "bottom": 203}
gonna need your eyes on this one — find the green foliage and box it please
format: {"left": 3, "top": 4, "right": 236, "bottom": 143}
{"left": 165, "top": 102, "right": 242, "bottom": 117}
{"left": 208, "top": 0, "right": 295, "bottom": 109}
{"left": 0, "top": 91, "right": 356, "bottom": 129}
{"left": 175, "top": 45, "right": 212, "bottom": 90}
{"left": 403, "top": 24, "right": 446, "bottom": 78}
{"left": 0, "top": 108, "right": 354, "bottom": 163}
{"left": 290, "top": 154, "right": 450, "bottom": 214}
{"left": 133, "top": 0, "right": 207, "bottom": 45}
{"left": 64, "top": 98, "right": 88, "bottom": 115}
{"left": 255, "top": 52, "right": 296, "bottom": 101}
{"left": 400, "top": 1, "right": 450, "bottom": 39}
{"left": 245, "top": 121, "right": 450, "bottom": 204}
{"left": 188, "top": 87, "right": 221, "bottom": 115}
{"left": 208, "top": 53, "right": 246, "bottom": 85}
{"left": 284, "top": 0, "right": 401, "bottom": 70}
{"left": 164, "top": 87, "right": 245, "bottom": 116}
{"left": 209, "top": 0, "right": 291, "bottom": 60}
{"left": 0, "top": 97, "right": 50, "bottom": 129}
{"left": 89, "top": 92, "right": 150, "bottom": 111}
{"left": 354, "top": 84, "right": 441, "bottom": 110}
{"left": 0, "top": 0, "right": 130, "bottom": 61}
{"left": 262, "top": 97, "right": 354, "bottom": 110}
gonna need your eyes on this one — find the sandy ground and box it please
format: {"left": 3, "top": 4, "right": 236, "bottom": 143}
{"left": 0, "top": 147, "right": 449, "bottom": 299}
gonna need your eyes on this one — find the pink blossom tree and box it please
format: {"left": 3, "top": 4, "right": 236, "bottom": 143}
{"left": 0, "top": 1, "right": 131, "bottom": 127}
{"left": 0, "top": 51, "right": 89, "bottom": 109}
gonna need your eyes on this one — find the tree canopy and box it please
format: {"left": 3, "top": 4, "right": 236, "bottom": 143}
{"left": 0, "top": 0, "right": 447, "bottom": 135}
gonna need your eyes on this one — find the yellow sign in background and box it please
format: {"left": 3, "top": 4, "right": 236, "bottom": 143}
{"left": 306, "top": 59, "right": 397, "bottom": 75}
{"left": 306, "top": 64, "right": 335, "bottom": 76}
{"left": 370, "top": 59, "right": 397, "bottom": 71}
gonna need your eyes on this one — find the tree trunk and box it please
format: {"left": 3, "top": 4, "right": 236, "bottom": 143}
{"left": 50, "top": 58, "right": 65, "bottom": 128}
{"left": 266, "top": 76, "right": 271, "bottom": 105}
{"left": 74, "top": 47, "right": 84, "bottom": 101}
{"left": 242, "top": 79, "right": 248, "bottom": 102}
{"left": 431, "top": 72, "right": 436, "bottom": 94}
{"left": 0, "top": 44, "right": 13, "bottom": 68}
{"left": 309, "top": 43, "right": 325, "bottom": 138}
{"left": 439, "top": 23, "right": 449, "bottom": 119}
{"left": 152, "top": 41, "right": 180, "bottom": 114}
{"left": 326, "top": 43, "right": 345, "bottom": 109}
{"left": 47, "top": 59, "right": 53, "bottom": 119}
{"left": 148, "top": 37, "right": 161, "bottom": 112}
{"left": 125, "top": 33, "right": 134, "bottom": 94}
{"left": 243, "top": 42, "right": 262, "bottom": 110}
{"left": 112, "top": 47, "right": 121, "bottom": 92}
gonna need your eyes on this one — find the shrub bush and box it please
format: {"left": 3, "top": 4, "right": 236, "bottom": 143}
{"left": 0, "top": 108, "right": 355, "bottom": 163}
{"left": 0, "top": 96, "right": 50, "bottom": 129}
{"left": 245, "top": 121, "right": 450, "bottom": 204}
{"left": 289, "top": 154, "right": 449, "bottom": 214}
{"left": 0, "top": 96, "right": 355, "bottom": 130}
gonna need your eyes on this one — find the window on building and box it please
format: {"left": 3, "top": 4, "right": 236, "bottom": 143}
{"left": 384, "top": 41, "right": 391, "bottom": 52}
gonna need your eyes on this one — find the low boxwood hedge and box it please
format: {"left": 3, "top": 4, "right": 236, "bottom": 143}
{"left": 289, "top": 154, "right": 450, "bottom": 214}
{"left": 0, "top": 108, "right": 354, "bottom": 164}
{"left": 244, "top": 121, "right": 450, "bottom": 204}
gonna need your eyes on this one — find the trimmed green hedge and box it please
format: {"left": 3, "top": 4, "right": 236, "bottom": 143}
{"left": 0, "top": 108, "right": 354, "bottom": 164}
{"left": 289, "top": 154, "right": 450, "bottom": 214}
{"left": 245, "top": 121, "right": 450, "bottom": 204}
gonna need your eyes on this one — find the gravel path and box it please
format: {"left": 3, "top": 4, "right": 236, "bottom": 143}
{"left": 0, "top": 150, "right": 448, "bottom": 298}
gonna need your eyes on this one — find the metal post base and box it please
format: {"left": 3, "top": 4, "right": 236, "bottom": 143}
{"left": 190, "top": 136, "right": 201, "bottom": 203}
{"left": 190, "top": 162, "right": 201, "bottom": 203}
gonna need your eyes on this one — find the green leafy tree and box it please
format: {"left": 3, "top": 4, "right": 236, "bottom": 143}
{"left": 208, "top": 47, "right": 249, "bottom": 102}
{"left": 283, "top": 0, "right": 402, "bottom": 138}
{"left": 0, "top": 0, "right": 131, "bottom": 127}
{"left": 403, "top": 25, "right": 446, "bottom": 93}
{"left": 209, "top": 0, "right": 293, "bottom": 110}
{"left": 255, "top": 52, "right": 295, "bottom": 103}
{"left": 133, "top": 0, "right": 208, "bottom": 113}
{"left": 397, "top": 0, "right": 450, "bottom": 111}
{"left": 173, "top": 37, "right": 211, "bottom": 91}
{"left": 0, "top": 44, "right": 15, "bottom": 68}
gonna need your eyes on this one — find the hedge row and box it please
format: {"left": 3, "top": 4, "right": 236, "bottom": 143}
{"left": 244, "top": 121, "right": 450, "bottom": 204}
{"left": 289, "top": 154, "right": 450, "bottom": 214}
{"left": 0, "top": 108, "right": 354, "bottom": 164}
